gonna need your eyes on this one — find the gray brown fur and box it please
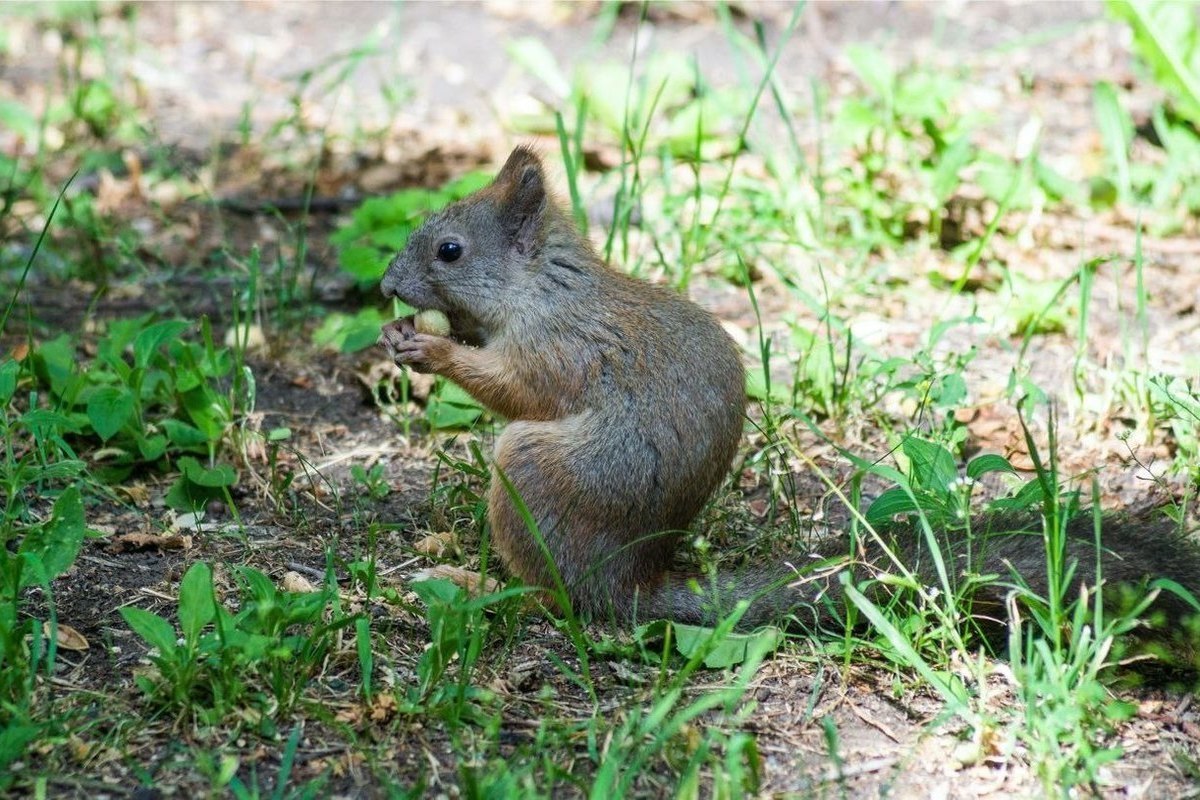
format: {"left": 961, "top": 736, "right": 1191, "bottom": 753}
{"left": 380, "top": 146, "right": 745, "bottom": 625}
{"left": 839, "top": 513, "right": 1200, "bottom": 647}
{"left": 379, "top": 147, "right": 1200, "bottom": 641}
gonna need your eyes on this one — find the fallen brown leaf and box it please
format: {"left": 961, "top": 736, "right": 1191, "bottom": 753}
{"left": 46, "top": 622, "right": 89, "bottom": 651}
{"left": 414, "top": 531, "right": 458, "bottom": 557}
{"left": 107, "top": 532, "right": 193, "bottom": 554}
{"left": 116, "top": 484, "right": 151, "bottom": 505}
{"left": 280, "top": 571, "right": 318, "bottom": 593}
{"left": 410, "top": 565, "right": 499, "bottom": 596}
{"left": 67, "top": 734, "right": 93, "bottom": 763}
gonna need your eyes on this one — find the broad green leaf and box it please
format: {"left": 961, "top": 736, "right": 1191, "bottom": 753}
{"left": 866, "top": 487, "right": 922, "bottom": 525}
{"left": 834, "top": 98, "right": 884, "bottom": 148}
{"left": 425, "top": 381, "right": 485, "bottom": 429}
{"left": 895, "top": 69, "right": 955, "bottom": 122}
{"left": 1107, "top": 0, "right": 1200, "bottom": 124}
{"left": 136, "top": 433, "right": 168, "bottom": 461}
{"left": 237, "top": 566, "right": 276, "bottom": 604}
{"left": 338, "top": 245, "right": 388, "bottom": 282}
{"left": 744, "top": 367, "right": 789, "bottom": 405}
{"left": 0, "top": 721, "right": 40, "bottom": 774}
{"left": 170, "top": 346, "right": 203, "bottom": 393}
{"left": 179, "top": 456, "right": 236, "bottom": 487}
{"left": 440, "top": 170, "right": 492, "bottom": 198}
{"left": 33, "top": 335, "right": 78, "bottom": 399}
{"left": 1035, "top": 160, "right": 1086, "bottom": 205}
{"left": 179, "top": 386, "right": 228, "bottom": 441}
{"left": 178, "top": 562, "right": 215, "bottom": 644}
{"left": 667, "top": 93, "right": 741, "bottom": 161}
{"left": 988, "top": 478, "right": 1046, "bottom": 512}
{"left": 164, "top": 477, "right": 213, "bottom": 512}
{"left": 931, "top": 137, "right": 974, "bottom": 205}
{"left": 365, "top": 225, "right": 417, "bottom": 252}
{"left": 672, "top": 623, "right": 784, "bottom": 669}
{"left": 932, "top": 373, "right": 968, "bottom": 409}
{"left": 642, "top": 51, "right": 698, "bottom": 114}
{"left": 18, "top": 486, "right": 85, "bottom": 588}
{"left": 166, "top": 458, "right": 236, "bottom": 511}
{"left": 411, "top": 577, "right": 466, "bottom": 606}
{"left": 97, "top": 313, "right": 154, "bottom": 363}
{"left": 901, "top": 436, "right": 958, "bottom": 494}
{"left": 86, "top": 385, "right": 135, "bottom": 441}
{"left": 0, "top": 358, "right": 19, "bottom": 403}
{"left": 974, "top": 152, "right": 1035, "bottom": 208}
{"left": 579, "top": 62, "right": 634, "bottom": 136}
{"left": 75, "top": 80, "right": 117, "bottom": 134}
{"left": 160, "top": 419, "right": 209, "bottom": 448}
{"left": 313, "top": 308, "right": 388, "bottom": 353}
{"left": 966, "top": 454, "right": 1017, "bottom": 480}
{"left": 133, "top": 320, "right": 190, "bottom": 369}
{"left": 120, "top": 606, "right": 178, "bottom": 657}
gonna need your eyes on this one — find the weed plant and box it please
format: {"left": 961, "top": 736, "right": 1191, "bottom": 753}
{"left": 1, "top": 1, "right": 1200, "bottom": 796}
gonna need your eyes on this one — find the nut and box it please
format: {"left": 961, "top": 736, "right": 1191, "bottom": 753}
{"left": 413, "top": 309, "right": 451, "bottom": 336}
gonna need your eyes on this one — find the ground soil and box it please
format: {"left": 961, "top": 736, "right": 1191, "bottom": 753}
{"left": 4, "top": 2, "right": 1200, "bottom": 797}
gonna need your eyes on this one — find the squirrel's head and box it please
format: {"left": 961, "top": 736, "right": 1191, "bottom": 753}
{"left": 380, "top": 146, "right": 552, "bottom": 342}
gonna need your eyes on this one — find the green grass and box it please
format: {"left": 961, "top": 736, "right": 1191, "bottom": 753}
{"left": 2, "top": 1, "right": 1200, "bottom": 796}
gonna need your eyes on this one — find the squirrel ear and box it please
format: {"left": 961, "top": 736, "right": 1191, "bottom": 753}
{"left": 495, "top": 147, "right": 547, "bottom": 256}
{"left": 495, "top": 145, "right": 543, "bottom": 184}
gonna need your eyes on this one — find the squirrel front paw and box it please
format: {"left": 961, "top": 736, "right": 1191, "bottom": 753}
{"left": 379, "top": 319, "right": 453, "bottom": 374}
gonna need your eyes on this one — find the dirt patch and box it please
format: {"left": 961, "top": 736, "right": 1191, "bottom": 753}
{"left": 5, "top": 1, "right": 1200, "bottom": 797}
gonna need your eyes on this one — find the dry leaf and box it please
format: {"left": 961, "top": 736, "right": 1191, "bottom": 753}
{"left": 747, "top": 497, "right": 770, "bottom": 519}
{"left": 335, "top": 706, "right": 362, "bottom": 725}
{"left": 243, "top": 430, "right": 267, "bottom": 463}
{"left": 169, "top": 511, "right": 205, "bottom": 533}
{"left": 413, "top": 531, "right": 458, "bottom": 557}
{"left": 335, "top": 693, "right": 397, "bottom": 727}
{"left": 368, "top": 692, "right": 398, "bottom": 722}
{"left": 224, "top": 323, "right": 267, "bottom": 353}
{"left": 280, "top": 571, "right": 318, "bottom": 593}
{"left": 107, "top": 532, "right": 192, "bottom": 554}
{"left": 96, "top": 169, "right": 135, "bottom": 214}
{"left": 116, "top": 484, "right": 151, "bottom": 505}
{"left": 67, "top": 734, "right": 93, "bottom": 762}
{"left": 46, "top": 622, "right": 89, "bottom": 651}
{"left": 410, "top": 565, "right": 499, "bottom": 596}
{"left": 122, "top": 149, "right": 143, "bottom": 195}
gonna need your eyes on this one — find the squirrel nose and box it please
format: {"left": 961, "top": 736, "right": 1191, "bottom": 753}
{"left": 380, "top": 269, "right": 398, "bottom": 298}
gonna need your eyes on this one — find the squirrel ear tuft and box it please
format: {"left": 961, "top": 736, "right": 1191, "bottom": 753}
{"left": 495, "top": 147, "right": 547, "bottom": 255}
{"left": 495, "top": 145, "right": 544, "bottom": 183}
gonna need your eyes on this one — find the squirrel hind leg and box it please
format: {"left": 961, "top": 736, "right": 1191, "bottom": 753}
{"left": 487, "top": 484, "right": 674, "bottom": 623}
{"left": 487, "top": 421, "right": 677, "bottom": 622}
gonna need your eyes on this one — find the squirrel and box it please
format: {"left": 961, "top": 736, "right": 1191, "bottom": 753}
{"left": 378, "top": 146, "right": 1200, "bottom": 657}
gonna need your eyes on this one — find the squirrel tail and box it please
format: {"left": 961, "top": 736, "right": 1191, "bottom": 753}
{"left": 631, "top": 512, "right": 1200, "bottom": 652}
{"left": 871, "top": 511, "right": 1200, "bottom": 625}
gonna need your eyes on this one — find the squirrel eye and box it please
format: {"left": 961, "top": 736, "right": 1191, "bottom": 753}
{"left": 436, "top": 241, "right": 463, "bottom": 263}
